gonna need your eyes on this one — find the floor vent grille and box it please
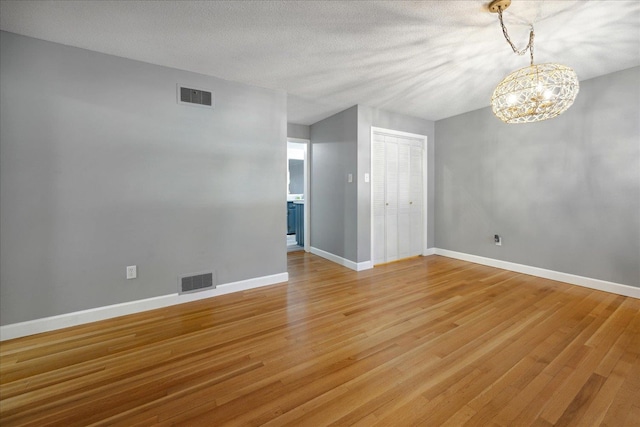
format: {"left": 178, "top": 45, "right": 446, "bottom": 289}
{"left": 179, "top": 271, "right": 216, "bottom": 294}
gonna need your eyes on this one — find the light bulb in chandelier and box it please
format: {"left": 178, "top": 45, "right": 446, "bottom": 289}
{"left": 488, "top": 0, "right": 579, "bottom": 124}
{"left": 492, "top": 63, "right": 579, "bottom": 124}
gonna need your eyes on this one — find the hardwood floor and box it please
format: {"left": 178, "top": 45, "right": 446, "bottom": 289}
{"left": 1, "top": 252, "right": 639, "bottom": 426}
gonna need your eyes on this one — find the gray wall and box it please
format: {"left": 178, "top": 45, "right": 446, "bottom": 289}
{"left": 0, "top": 31, "right": 287, "bottom": 325}
{"left": 435, "top": 67, "right": 640, "bottom": 287}
{"left": 358, "top": 106, "right": 435, "bottom": 262}
{"left": 287, "top": 123, "right": 310, "bottom": 140}
{"left": 310, "top": 106, "right": 358, "bottom": 261}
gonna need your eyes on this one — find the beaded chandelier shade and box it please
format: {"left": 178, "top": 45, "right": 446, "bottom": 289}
{"left": 488, "top": 0, "right": 579, "bottom": 124}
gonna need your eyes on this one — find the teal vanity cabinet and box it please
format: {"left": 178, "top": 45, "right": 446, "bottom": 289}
{"left": 287, "top": 202, "right": 296, "bottom": 235}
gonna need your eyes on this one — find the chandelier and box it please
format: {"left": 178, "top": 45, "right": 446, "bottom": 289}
{"left": 489, "top": 0, "right": 579, "bottom": 124}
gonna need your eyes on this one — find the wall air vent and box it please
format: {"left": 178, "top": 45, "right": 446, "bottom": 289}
{"left": 178, "top": 271, "right": 216, "bottom": 294}
{"left": 177, "top": 84, "right": 214, "bottom": 109}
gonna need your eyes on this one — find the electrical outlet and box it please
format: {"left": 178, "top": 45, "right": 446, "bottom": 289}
{"left": 494, "top": 235, "right": 502, "bottom": 246}
{"left": 126, "top": 265, "right": 137, "bottom": 279}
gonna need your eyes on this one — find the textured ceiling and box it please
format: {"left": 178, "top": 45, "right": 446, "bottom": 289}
{"left": 1, "top": 0, "right": 639, "bottom": 124}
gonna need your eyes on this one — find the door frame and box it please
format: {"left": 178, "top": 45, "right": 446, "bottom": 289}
{"left": 370, "top": 127, "right": 428, "bottom": 265}
{"left": 287, "top": 137, "right": 310, "bottom": 252}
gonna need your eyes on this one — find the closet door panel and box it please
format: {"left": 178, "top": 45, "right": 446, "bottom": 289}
{"left": 397, "top": 141, "right": 411, "bottom": 259}
{"left": 385, "top": 139, "right": 399, "bottom": 262}
{"left": 409, "top": 144, "right": 424, "bottom": 256}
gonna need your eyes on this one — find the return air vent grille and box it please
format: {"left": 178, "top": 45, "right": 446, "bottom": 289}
{"left": 177, "top": 84, "right": 214, "bottom": 109}
{"left": 179, "top": 271, "right": 216, "bottom": 294}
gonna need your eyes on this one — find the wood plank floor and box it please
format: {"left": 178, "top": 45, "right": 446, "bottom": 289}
{"left": 1, "top": 252, "right": 639, "bottom": 426}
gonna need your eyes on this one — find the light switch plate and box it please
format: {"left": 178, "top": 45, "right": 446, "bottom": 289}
{"left": 348, "top": 173, "right": 353, "bottom": 183}
{"left": 364, "top": 173, "right": 370, "bottom": 183}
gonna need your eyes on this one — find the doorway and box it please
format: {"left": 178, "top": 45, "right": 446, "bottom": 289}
{"left": 287, "top": 139, "right": 310, "bottom": 252}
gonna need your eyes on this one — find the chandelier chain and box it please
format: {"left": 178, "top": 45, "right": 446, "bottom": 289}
{"left": 497, "top": 7, "right": 535, "bottom": 65}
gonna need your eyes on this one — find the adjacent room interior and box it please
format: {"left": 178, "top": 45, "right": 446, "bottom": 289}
{"left": 0, "top": 0, "right": 638, "bottom": 425}
{"left": 287, "top": 139, "right": 308, "bottom": 252}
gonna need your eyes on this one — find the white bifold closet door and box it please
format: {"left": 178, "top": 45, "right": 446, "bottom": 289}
{"left": 373, "top": 132, "right": 423, "bottom": 265}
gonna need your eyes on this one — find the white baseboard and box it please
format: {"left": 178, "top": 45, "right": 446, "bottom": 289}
{"left": 0, "top": 272, "right": 288, "bottom": 341}
{"left": 310, "top": 247, "right": 372, "bottom": 271}
{"left": 5, "top": 248, "right": 636, "bottom": 341}
{"left": 434, "top": 248, "right": 640, "bottom": 299}
{"left": 356, "top": 260, "right": 373, "bottom": 271}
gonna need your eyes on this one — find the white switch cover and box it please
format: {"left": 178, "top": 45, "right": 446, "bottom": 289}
{"left": 126, "top": 265, "right": 137, "bottom": 279}
{"left": 348, "top": 173, "right": 353, "bottom": 183}
{"left": 364, "top": 173, "right": 370, "bottom": 183}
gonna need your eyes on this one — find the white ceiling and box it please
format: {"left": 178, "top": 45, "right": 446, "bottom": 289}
{"left": 1, "top": 0, "right": 639, "bottom": 124}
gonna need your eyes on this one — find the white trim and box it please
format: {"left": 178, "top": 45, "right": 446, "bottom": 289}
{"left": 434, "top": 249, "right": 640, "bottom": 299}
{"left": 310, "top": 247, "right": 372, "bottom": 271}
{"left": 370, "top": 127, "right": 429, "bottom": 265}
{"left": 5, "top": 249, "right": 636, "bottom": 341}
{"left": 303, "top": 141, "right": 310, "bottom": 252}
{"left": 0, "top": 272, "right": 288, "bottom": 341}
{"left": 357, "top": 260, "right": 373, "bottom": 271}
{"left": 287, "top": 137, "right": 309, "bottom": 145}
{"left": 370, "top": 127, "right": 427, "bottom": 140}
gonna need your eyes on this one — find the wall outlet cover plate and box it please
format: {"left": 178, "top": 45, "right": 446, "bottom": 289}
{"left": 126, "top": 265, "right": 137, "bottom": 279}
